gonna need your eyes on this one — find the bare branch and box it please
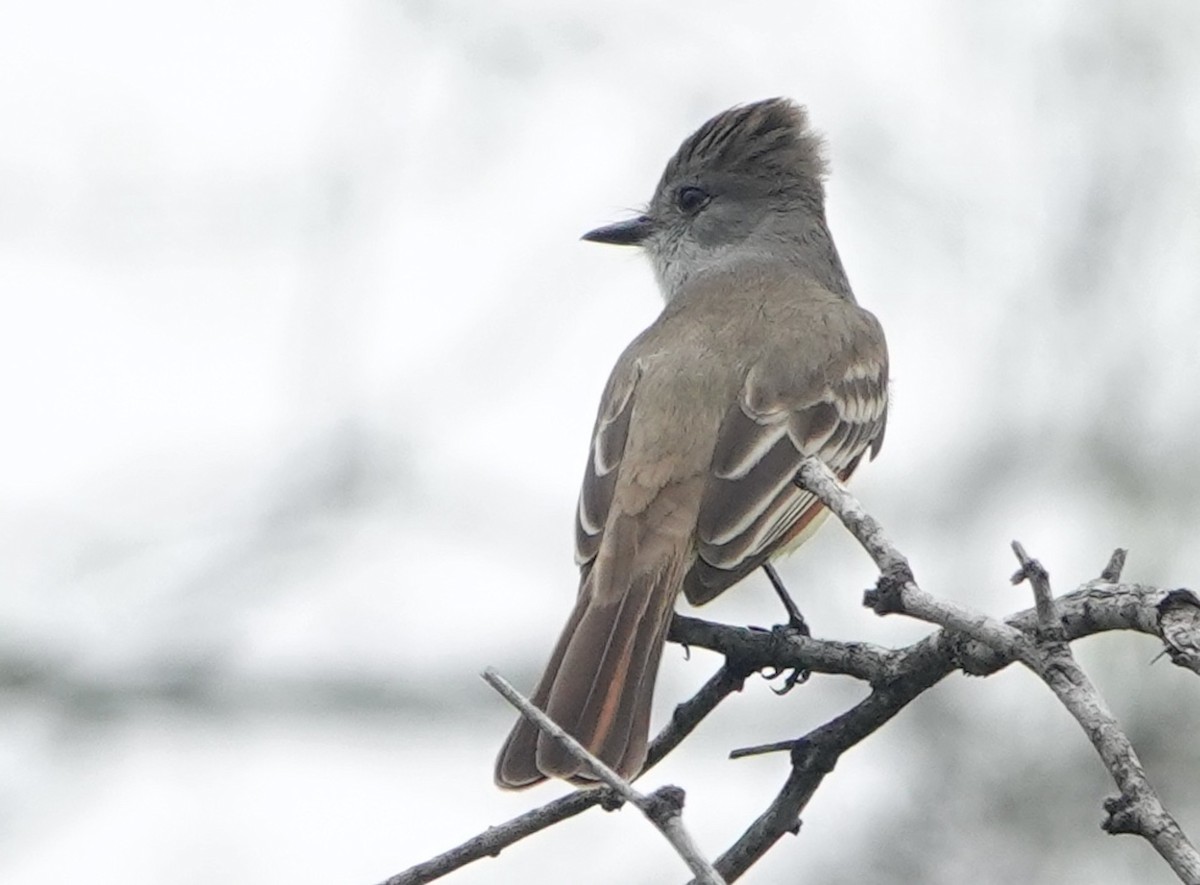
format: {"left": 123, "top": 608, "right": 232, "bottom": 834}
{"left": 795, "top": 456, "right": 1200, "bottom": 884}
{"left": 387, "top": 461, "right": 1200, "bottom": 884}
{"left": 646, "top": 663, "right": 748, "bottom": 769}
{"left": 703, "top": 648, "right": 949, "bottom": 881}
{"left": 384, "top": 662, "right": 742, "bottom": 884}
{"left": 381, "top": 790, "right": 606, "bottom": 885}
{"left": 793, "top": 459, "right": 1032, "bottom": 650}
{"left": 1010, "top": 545, "right": 1200, "bottom": 884}
{"left": 391, "top": 582, "right": 1199, "bottom": 885}
{"left": 1101, "top": 548, "right": 1128, "bottom": 582}
{"left": 672, "top": 582, "right": 1197, "bottom": 686}
{"left": 1010, "top": 540, "right": 1062, "bottom": 639}
{"left": 481, "top": 668, "right": 725, "bottom": 884}
{"left": 1158, "top": 589, "right": 1200, "bottom": 676}
{"left": 668, "top": 616, "right": 900, "bottom": 684}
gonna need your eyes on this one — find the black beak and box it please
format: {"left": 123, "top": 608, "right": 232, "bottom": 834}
{"left": 581, "top": 215, "right": 655, "bottom": 246}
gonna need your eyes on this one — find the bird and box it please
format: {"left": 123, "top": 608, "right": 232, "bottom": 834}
{"left": 495, "top": 98, "right": 889, "bottom": 788}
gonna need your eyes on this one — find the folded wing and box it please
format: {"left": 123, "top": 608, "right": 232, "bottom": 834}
{"left": 683, "top": 322, "right": 888, "bottom": 604}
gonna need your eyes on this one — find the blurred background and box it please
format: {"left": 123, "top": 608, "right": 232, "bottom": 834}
{"left": 2, "top": 1, "right": 1199, "bottom": 882}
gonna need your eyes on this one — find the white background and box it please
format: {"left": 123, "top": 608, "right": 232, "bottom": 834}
{"left": 2, "top": 2, "right": 1199, "bottom": 883}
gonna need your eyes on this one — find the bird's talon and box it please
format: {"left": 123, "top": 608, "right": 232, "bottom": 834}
{"left": 789, "top": 615, "right": 811, "bottom": 637}
{"left": 769, "top": 667, "right": 810, "bottom": 695}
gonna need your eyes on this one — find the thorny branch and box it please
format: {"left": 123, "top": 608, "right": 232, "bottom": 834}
{"left": 794, "top": 457, "right": 1200, "bottom": 884}
{"left": 1009, "top": 542, "right": 1200, "bottom": 884}
{"left": 384, "top": 458, "right": 1200, "bottom": 885}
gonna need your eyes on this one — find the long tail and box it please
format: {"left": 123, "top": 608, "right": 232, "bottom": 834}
{"left": 494, "top": 514, "right": 686, "bottom": 789}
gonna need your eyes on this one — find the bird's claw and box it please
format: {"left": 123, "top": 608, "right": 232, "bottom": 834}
{"left": 759, "top": 622, "right": 811, "bottom": 694}
{"left": 768, "top": 666, "right": 810, "bottom": 695}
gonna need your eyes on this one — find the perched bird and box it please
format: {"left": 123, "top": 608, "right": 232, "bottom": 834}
{"left": 496, "top": 98, "right": 889, "bottom": 788}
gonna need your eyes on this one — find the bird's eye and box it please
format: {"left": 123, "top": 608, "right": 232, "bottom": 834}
{"left": 676, "top": 185, "right": 710, "bottom": 215}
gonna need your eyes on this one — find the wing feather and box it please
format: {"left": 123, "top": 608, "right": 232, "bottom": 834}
{"left": 575, "top": 362, "right": 640, "bottom": 566}
{"left": 683, "top": 331, "right": 888, "bottom": 606}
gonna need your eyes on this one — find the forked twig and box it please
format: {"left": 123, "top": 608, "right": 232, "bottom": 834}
{"left": 481, "top": 668, "right": 725, "bottom": 885}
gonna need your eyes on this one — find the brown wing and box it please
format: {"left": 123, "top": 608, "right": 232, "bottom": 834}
{"left": 682, "top": 319, "right": 888, "bottom": 605}
{"left": 574, "top": 359, "right": 640, "bottom": 572}
{"left": 500, "top": 343, "right": 710, "bottom": 787}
